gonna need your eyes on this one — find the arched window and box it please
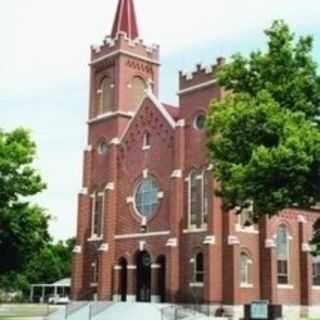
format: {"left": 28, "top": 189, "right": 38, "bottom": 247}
{"left": 99, "top": 77, "right": 113, "bottom": 114}
{"left": 203, "top": 170, "right": 212, "bottom": 226}
{"left": 313, "top": 255, "right": 320, "bottom": 286}
{"left": 194, "top": 253, "right": 204, "bottom": 283}
{"left": 91, "top": 192, "right": 104, "bottom": 238}
{"left": 143, "top": 132, "right": 151, "bottom": 149}
{"left": 188, "top": 169, "right": 211, "bottom": 229}
{"left": 240, "top": 252, "right": 251, "bottom": 285}
{"left": 276, "top": 225, "right": 289, "bottom": 284}
{"left": 130, "top": 76, "right": 146, "bottom": 110}
{"left": 189, "top": 170, "right": 202, "bottom": 228}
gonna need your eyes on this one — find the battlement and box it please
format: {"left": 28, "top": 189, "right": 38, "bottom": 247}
{"left": 179, "top": 57, "right": 225, "bottom": 93}
{"left": 90, "top": 32, "right": 160, "bottom": 64}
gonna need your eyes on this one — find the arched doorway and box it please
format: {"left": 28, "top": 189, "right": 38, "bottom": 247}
{"left": 136, "top": 250, "right": 152, "bottom": 302}
{"left": 157, "top": 255, "right": 166, "bottom": 302}
{"left": 118, "top": 258, "right": 127, "bottom": 302}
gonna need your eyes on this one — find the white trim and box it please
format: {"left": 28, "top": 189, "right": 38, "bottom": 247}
{"left": 189, "top": 282, "right": 204, "bottom": 288}
{"left": 127, "top": 265, "right": 137, "bottom": 270}
{"left": 98, "top": 243, "right": 109, "bottom": 252}
{"left": 113, "top": 265, "right": 122, "bottom": 271}
{"left": 203, "top": 235, "right": 216, "bottom": 245}
{"left": 145, "top": 89, "right": 176, "bottom": 128}
{"left": 110, "top": 138, "right": 120, "bottom": 145}
{"left": 228, "top": 235, "right": 240, "bottom": 245}
{"left": 90, "top": 49, "right": 160, "bottom": 66}
{"left": 178, "top": 79, "right": 217, "bottom": 95}
{"left": 297, "top": 214, "right": 307, "bottom": 224}
{"left": 143, "top": 169, "right": 149, "bottom": 178}
{"left": 142, "top": 145, "right": 151, "bottom": 151}
{"left": 171, "top": 170, "right": 183, "bottom": 178}
{"left": 312, "top": 286, "right": 320, "bottom": 290}
{"left": 183, "top": 228, "right": 207, "bottom": 234}
{"left": 302, "top": 242, "right": 312, "bottom": 252}
{"left": 85, "top": 145, "right": 93, "bottom": 152}
{"left": 176, "top": 119, "right": 186, "bottom": 127}
{"left": 87, "top": 235, "right": 103, "bottom": 242}
{"left": 105, "top": 183, "right": 115, "bottom": 191}
{"left": 80, "top": 188, "right": 88, "bottom": 195}
{"left": 88, "top": 111, "right": 133, "bottom": 124}
{"left": 151, "top": 295, "right": 161, "bottom": 303}
{"left": 115, "top": 230, "right": 170, "bottom": 240}
{"left": 73, "top": 245, "right": 82, "bottom": 254}
{"left": 112, "top": 295, "right": 121, "bottom": 302}
{"left": 139, "top": 240, "right": 146, "bottom": 251}
{"left": 151, "top": 264, "right": 161, "bottom": 269}
{"left": 240, "top": 283, "right": 253, "bottom": 288}
{"left": 235, "top": 223, "right": 259, "bottom": 234}
{"left": 166, "top": 238, "right": 178, "bottom": 247}
{"left": 265, "top": 239, "right": 276, "bottom": 248}
{"left": 126, "top": 295, "right": 136, "bottom": 302}
{"left": 90, "top": 283, "right": 98, "bottom": 288}
{"left": 277, "top": 284, "right": 294, "bottom": 289}
{"left": 157, "top": 191, "right": 164, "bottom": 199}
{"left": 126, "top": 196, "right": 134, "bottom": 204}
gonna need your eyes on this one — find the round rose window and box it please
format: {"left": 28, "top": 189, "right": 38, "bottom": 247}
{"left": 194, "top": 113, "right": 206, "bottom": 130}
{"left": 134, "top": 177, "right": 159, "bottom": 217}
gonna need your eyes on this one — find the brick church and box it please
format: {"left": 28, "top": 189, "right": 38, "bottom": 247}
{"left": 71, "top": 0, "right": 320, "bottom": 318}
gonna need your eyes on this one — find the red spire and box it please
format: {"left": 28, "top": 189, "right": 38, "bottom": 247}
{"left": 111, "top": 0, "right": 139, "bottom": 39}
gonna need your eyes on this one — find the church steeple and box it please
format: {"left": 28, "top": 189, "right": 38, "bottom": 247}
{"left": 111, "top": 0, "right": 139, "bottom": 40}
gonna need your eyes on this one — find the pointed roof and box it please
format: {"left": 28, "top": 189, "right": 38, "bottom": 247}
{"left": 111, "top": 0, "right": 139, "bottom": 39}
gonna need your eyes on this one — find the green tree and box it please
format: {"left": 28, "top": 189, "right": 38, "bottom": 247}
{"left": 0, "top": 128, "right": 50, "bottom": 277}
{"left": 25, "top": 238, "right": 75, "bottom": 285}
{"left": 207, "top": 21, "right": 320, "bottom": 253}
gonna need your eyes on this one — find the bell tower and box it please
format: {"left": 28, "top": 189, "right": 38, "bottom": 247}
{"left": 88, "top": 0, "right": 160, "bottom": 138}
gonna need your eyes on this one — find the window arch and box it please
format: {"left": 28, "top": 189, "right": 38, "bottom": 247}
{"left": 194, "top": 252, "right": 204, "bottom": 283}
{"left": 240, "top": 252, "right": 251, "bottom": 285}
{"left": 130, "top": 76, "right": 146, "bottom": 110}
{"left": 313, "top": 255, "right": 320, "bottom": 286}
{"left": 276, "top": 224, "right": 289, "bottom": 284}
{"left": 99, "top": 77, "right": 113, "bottom": 114}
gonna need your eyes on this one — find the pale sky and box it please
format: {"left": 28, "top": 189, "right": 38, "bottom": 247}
{"left": 1, "top": 0, "right": 320, "bottom": 240}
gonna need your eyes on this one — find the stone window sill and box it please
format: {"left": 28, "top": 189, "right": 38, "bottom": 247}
{"left": 277, "top": 284, "right": 294, "bottom": 289}
{"left": 312, "top": 286, "right": 320, "bottom": 290}
{"left": 240, "top": 283, "right": 253, "bottom": 288}
{"left": 183, "top": 227, "right": 207, "bottom": 234}
{"left": 88, "top": 235, "right": 103, "bottom": 242}
{"left": 235, "top": 224, "right": 259, "bottom": 234}
{"left": 90, "top": 283, "right": 98, "bottom": 288}
{"left": 189, "top": 282, "right": 204, "bottom": 288}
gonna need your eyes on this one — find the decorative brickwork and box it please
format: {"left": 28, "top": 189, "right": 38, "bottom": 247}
{"left": 72, "top": 0, "right": 320, "bottom": 314}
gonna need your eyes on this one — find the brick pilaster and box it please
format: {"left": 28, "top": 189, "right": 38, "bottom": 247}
{"left": 98, "top": 141, "right": 119, "bottom": 300}
{"left": 127, "top": 265, "right": 137, "bottom": 301}
{"left": 167, "top": 120, "right": 185, "bottom": 302}
{"left": 299, "top": 217, "right": 313, "bottom": 306}
{"left": 222, "top": 211, "right": 240, "bottom": 305}
{"left": 259, "top": 216, "right": 278, "bottom": 303}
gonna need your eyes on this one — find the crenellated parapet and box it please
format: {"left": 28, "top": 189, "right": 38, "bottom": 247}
{"left": 178, "top": 57, "right": 225, "bottom": 94}
{"left": 90, "top": 31, "right": 160, "bottom": 65}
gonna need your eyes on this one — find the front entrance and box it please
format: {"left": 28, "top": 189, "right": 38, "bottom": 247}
{"left": 136, "top": 250, "right": 151, "bottom": 302}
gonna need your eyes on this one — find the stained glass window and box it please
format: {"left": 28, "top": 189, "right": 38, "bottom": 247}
{"left": 276, "top": 225, "right": 289, "bottom": 284}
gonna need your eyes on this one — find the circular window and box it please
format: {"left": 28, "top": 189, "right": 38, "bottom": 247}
{"left": 194, "top": 113, "right": 206, "bottom": 130}
{"left": 97, "top": 140, "right": 108, "bottom": 155}
{"left": 134, "top": 177, "right": 160, "bottom": 218}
